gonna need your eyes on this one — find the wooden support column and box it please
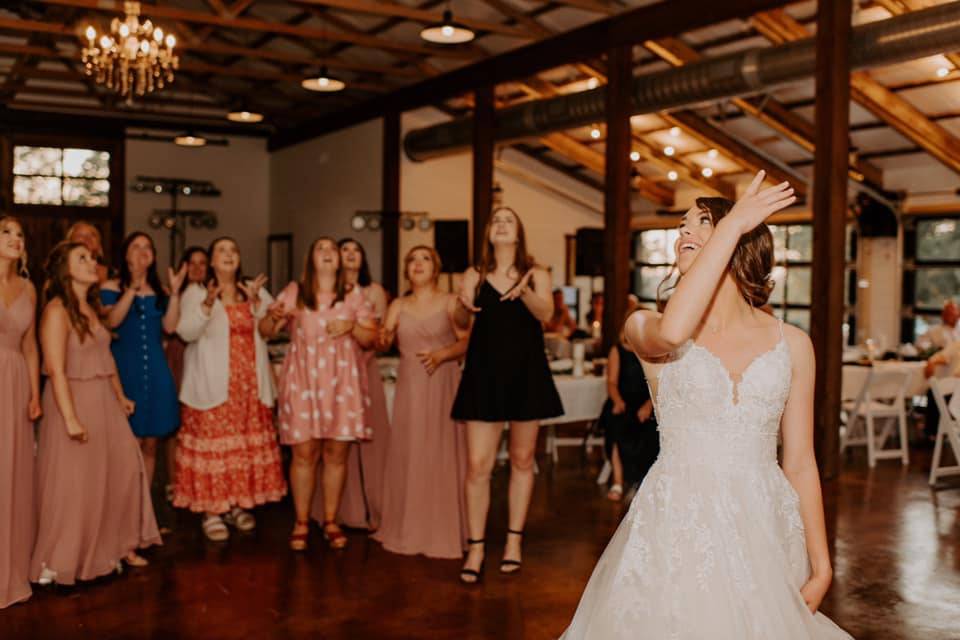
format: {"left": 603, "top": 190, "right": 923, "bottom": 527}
{"left": 381, "top": 111, "right": 400, "bottom": 297}
{"left": 602, "top": 45, "right": 633, "bottom": 354}
{"left": 472, "top": 84, "right": 495, "bottom": 264}
{"left": 810, "top": 0, "right": 851, "bottom": 480}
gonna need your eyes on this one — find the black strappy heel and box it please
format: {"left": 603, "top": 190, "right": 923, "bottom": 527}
{"left": 500, "top": 529, "right": 524, "bottom": 574}
{"left": 460, "top": 538, "right": 486, "bottom": 584}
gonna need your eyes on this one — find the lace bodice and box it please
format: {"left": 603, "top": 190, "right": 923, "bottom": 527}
{"left": 653, "top": 327, "right": 792, "bottom": 468}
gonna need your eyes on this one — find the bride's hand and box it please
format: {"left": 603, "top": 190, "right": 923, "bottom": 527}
{"left": 799, "top": 571, "right": 832, "bottom": 614}
{"left": 723, "top": 171, "right": 796, "bottom": 236}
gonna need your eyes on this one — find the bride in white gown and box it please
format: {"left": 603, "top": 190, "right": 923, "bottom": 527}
{"left": 561, "top": 171, "right": 853, "bottom": 639}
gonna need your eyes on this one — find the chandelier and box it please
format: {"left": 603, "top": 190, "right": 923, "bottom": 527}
{"left": 81, "top": 2, "right": 178, "bottom": 101}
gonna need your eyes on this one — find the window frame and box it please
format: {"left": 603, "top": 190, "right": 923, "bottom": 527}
{"left": 630, "top": 222, "right": 858, "bottom": 338}
{"left": 901, "top": 214, "right": 960, "bottom": 343}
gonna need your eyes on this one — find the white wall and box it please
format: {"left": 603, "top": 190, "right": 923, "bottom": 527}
{"left": 125, "top": 131, "right": 271, "bottom": 275}
{"left": 398, "top": 108, "right": 603, "bottom": 289}
{"left": 269, "top": 119, "right": 383, "bottom": 282}
{"left": 857, "top": 236, "right": 902, "bottom": 349}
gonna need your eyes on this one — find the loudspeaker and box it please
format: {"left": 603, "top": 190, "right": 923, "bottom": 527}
{"left": 575, "top": 227, "right": 604, "bottom": 277}
{"left": 855, "top": 193, "right": 898, "bottom": 238}
{"left": 434, "top": 220, "right": 469, "bottom": 273}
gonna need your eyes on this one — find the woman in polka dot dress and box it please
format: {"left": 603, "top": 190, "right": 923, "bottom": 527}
{"left": 260, "top": 236, "right": 377, "bottom": 551}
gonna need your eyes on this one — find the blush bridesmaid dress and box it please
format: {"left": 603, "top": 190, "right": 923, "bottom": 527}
{"left": 30, "top": 321, "right": 161, "bottom": 585}
{"left": 0, "top": 283, "right": 36, "bottom": 608}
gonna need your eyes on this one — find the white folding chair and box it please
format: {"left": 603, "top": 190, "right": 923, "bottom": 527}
{"left": 929, "top": 377, "right": 960, "bottom": 486}
{"left": 841, "top": 368, "right": 911, "bottom": 467}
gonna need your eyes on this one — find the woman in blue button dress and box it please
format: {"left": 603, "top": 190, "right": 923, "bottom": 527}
{"left": 101, "top": 232, "right": 186, "bottom": 486}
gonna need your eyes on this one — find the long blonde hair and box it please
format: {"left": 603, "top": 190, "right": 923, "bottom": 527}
{"left": 0, "top": 215, "right": 29, "bottom": 278}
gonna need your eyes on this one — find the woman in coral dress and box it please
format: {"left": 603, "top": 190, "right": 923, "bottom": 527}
{"left": 373, "top": 246, "right": 469, "bottom": 559}
{"left": 0, "top": 216, "right": 41, "bottom": 608}
{"left": 31, "top": 241, "right": 160, "bottom": 586}
{"left": 260, "top": 237, "right": 377, "bottom": 551}
{"left": 175, "top": 237, "right": 286, "bottom": 542}
{"left": 336, "top": 238, "right": 390, "bottom": 530}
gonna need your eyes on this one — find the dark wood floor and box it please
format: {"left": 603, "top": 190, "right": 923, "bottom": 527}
{"left": 2, "top": 447, "right": 959, "bottom": 639}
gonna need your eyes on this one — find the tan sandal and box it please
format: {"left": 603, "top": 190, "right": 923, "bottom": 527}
{"left": 223, "top": 507, "right": 256, "bottom": 532}
{"left": 323, "top": 520, "right": 348, "bottom": 550}
{"left": 290, "top": 520, "right": 310, "bottom": 552}
{"left": 202, "top": 514, "right": 229, "bottom": 542}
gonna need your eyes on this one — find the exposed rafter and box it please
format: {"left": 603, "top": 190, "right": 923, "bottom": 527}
{"left": 752, "top": 9, "right": 960, "bottom": 176}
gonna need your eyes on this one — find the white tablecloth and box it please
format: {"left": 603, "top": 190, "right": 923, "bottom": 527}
{"left": 841, "top": 361, "right": 928, "bottom": 401}
{"left": 382, "top": 373, "right": 606, "bottom": 424}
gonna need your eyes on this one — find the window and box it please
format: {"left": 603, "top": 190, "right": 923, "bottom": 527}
{"left": 631, "top": 228, "right": 679, "bottom": 308}
{"left": 903, "top": 216, "right": 960, "bottom": 341}
{"left": 632, "top": 223, "right": 857, "bottom": 337}
{"left": 13, "top": 145, "right": 110, "bottom": 207}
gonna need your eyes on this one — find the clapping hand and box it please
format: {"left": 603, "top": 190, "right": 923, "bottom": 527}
{"left": 167, "top": 264, "right": 187, "bottom": 294}
{"left": 725, "top": 171, "right": 796, "bottom": 236}
{"left": 266, "top": 300, "right": 288, "bottom": 322}
{"left": 500, "top": 270, "right": 535, "bottom": 302}
{"left": 238, "top": 273, "right": 268, "bottom": 304}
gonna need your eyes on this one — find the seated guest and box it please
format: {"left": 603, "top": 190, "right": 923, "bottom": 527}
{"left": 917, "top": 299, "right": 960, "bottom": 352}
{"left": 923, "top": 340, "right": 960, "bottom": 439}
{"left": 584, "top": 292, "right": 603, "bottom": 328}
{"left": 599, "top": 309, "right": 658, "bottom": 501}
{"left": 544, "top": 289, "right": 577, "bottom": 337}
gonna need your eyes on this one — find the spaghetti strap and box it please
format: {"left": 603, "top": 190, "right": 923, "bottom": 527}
{"left": 777, "top": 318, "right": 785, "bottom": 339}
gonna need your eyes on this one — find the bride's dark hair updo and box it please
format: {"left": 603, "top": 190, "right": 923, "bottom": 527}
{"left": 658, "top": 197, "right": 775, "bottom": 308}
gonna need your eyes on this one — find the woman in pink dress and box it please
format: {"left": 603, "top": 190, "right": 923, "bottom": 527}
{"left": 336, "top": 238, "right": 390, "bottom": 531}
{"left": 373, "top": 246, "right": 469, "bottom": 559}
{"left": 0, "top": 216, "right": 40, "bottom": 608}
{"left": 31, "top": 241, "right": 160, "bottom": 586}
{"left": 175, "top": 237, "right": 286, "bottom": 542}
{"left": 260, "top": 237, "right": 377, "bottom": 551}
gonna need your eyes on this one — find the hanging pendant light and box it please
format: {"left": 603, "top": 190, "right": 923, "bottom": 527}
{"left": 174, "top": 131, "right": 207, "bottom": 147}
{"left": 226, "top": 105, "right": 264, "bottom": 123}
{"left": 301, "top": 65, "right": 345, "bottom": 92}
{"left": 420, "top": 9, "right": 474, "bottom": 44}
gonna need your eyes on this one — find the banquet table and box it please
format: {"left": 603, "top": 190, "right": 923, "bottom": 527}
{"left": 841, "top": 360, "right": 928, "bottom": 401}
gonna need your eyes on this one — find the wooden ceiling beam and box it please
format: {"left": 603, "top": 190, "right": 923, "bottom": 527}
{"left": 288, "top": 0, "right": 533, "bottom": 39}
{"left": 271, "top": 0, "right": 796, "bottom": 149}
{"left": 538, "top": 132, "right": 675, "bottom": 206}
{"left": 753, "top": 9, "right": 960, "bottom": 176}
{"left": 549, "top": 0, "right": 618, "bottom": 14}
{"left": 180, "top": 39, "right": 423, "bottom": 77}
{"left": 31, "top": 0, "right": 479, "bottom": 59}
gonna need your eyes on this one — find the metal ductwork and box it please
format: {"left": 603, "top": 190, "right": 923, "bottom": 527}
{"left": 404, "top": 2, "right": 960, "bottom": 161}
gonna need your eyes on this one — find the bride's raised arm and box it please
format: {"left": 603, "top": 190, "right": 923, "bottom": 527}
{"left": 625, "top": 171, "right": 795, "bottom": 359}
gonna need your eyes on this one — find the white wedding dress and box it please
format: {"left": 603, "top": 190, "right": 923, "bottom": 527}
{"left": 561, "top": 323, "right": 853, "bottom": 639}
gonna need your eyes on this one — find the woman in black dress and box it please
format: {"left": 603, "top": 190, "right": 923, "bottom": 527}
{"left": 452, "top": 207, "right": 563, "bottom": 584}
{"left": 600, "top": 326, "right": 658, "bottom": 502}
